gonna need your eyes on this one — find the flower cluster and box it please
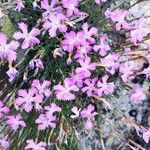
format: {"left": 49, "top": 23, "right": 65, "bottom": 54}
{"left": 0, "top": 0, "right": 150, "bottom": 149}
{"left": 105, "top": 9, "right": 130, "bottom": 30}
{"left": 31, "top": 79, "right": 51, "bottom": 98}
{"left": 15, "top": 88, "right": 44, "bottom": 112}
{"left": 15, "top": 79, "right": 51, "bottom": 112}
{"left": 36, "top": 103, "right": 61, "bottom": 130}
{"left": 6, "top": 114, "right": 26, "bottom": 130}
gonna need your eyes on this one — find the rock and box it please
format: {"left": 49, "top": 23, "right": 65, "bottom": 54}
{"left": 129, "top": 1, "right": 150, "bottom": 18}
{"left": 77, "top": 130, "right": 101, "bottom": 150}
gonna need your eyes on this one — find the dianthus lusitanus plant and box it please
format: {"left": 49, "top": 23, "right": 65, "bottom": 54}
{"left": 0, "top": 0, "right": 150, "bottom": 149}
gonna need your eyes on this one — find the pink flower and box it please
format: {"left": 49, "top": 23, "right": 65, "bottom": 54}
{"left": 13, "top": 22, "right": 40, "bottom": 49}
{"left": 97, "top": 75, "right": 115, "bottom": 96}
{"left": 81, "top": 104, "right": 98, "bottom": 130}
{"left": 25, "top": 139, "right": 46, "bottom": 150}
{"left": 29, "top": 58, "right": 44, "bottom": 70}
{"left": 0, "top": 138, "right": 10, "bottom": 150}
{"left": 101, "top": 53, "right": 120, "bottom": 74}
{"left": 15, "top": 0, "right": 25, "bottom": 12}
{"left": 93, "top": 34, "right": 110, "bottom": 56}
{"left": 70, "top": 106, "right": 81, "bottom": 118}
{"left": 75, "top": 57, "right": 96, "bottom": 77}
{"left": 82, "top": 78, "right": 98, "bottom": 97}
{"left": 95, "top": 0, "right": 107, "bottom": 4}
{"left": 35, "top": 114, "right": 56, "bottom": 130}
{"left": 130, "top": 28, "right": 147, "bottom": 45}
{"left": 81, "top": 23, "right": 98, "bottom": 44}
{"left": 41, "top": 0, "right": 61, "bottom": 18}
{"left": 15, "top": 88, "right": 44, "bottom": 112}
{"left": 31, "top": 80, "right": 51, "bottom": 98}
{"left": 74, "top": 44, "right": 92, "bottom": 60}
{"left": 62, "top": 0, "right": 79, "bottom": 17}
{"left": 142, "top": 129, "right": 150, "bottom": 143}
{"left": 54, "top": 78, "right": 79, "bottom": 100}
{"left": 6, "top": 114, "right": 26, "bottom": 130}
{"left": 105, "top": 9, "right": 130, "bottom": 30}
{"left": 83, "top": 120, "right": 93, "bottom": 130}
{"left": 119, "top": 61, "right": 135, "bottom": 82}
{"left": 36, "top": 103, "right": 61, "bottom": 130}
{"left": 43, "top": 13, "right": 67, "bottom": 37}
{"left": 62, "top": 31, "right": 77, "bottom": 52}
{"left": 69, "top": 73, "right": 85, "bottom": 88}
{"left": 6, "top": 67, "right": 19, "bottom": 82}
{"left": 0, "top": 32, "right": 19, "bottom": 61}
{"left": 0, "top": 101, "right": 9, "bottom": 119}
{"left": 130, "top": 85, "right": 146, "bottom": 104}
{"left": 62, "top": 31, "right": 85, "bottom": 52}
{"left": 130, "top": 18, "right": 148, "bottom": 45}
{"left": 41, "top": 0, "right": 56, "bottom": 11}
{"left": 80, "top": 104, "right": 98, "bottom": 119}
{"left": 44, "top": 103, "right": 62, "bottom": 115}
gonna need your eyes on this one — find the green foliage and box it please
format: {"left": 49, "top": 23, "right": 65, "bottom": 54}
{"left": 0, "top": 16, "right": 15, "bottom": 37}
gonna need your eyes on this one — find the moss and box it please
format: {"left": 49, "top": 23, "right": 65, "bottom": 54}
{"left": 0, "top": 16, "right": 15, "bottom": 37}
